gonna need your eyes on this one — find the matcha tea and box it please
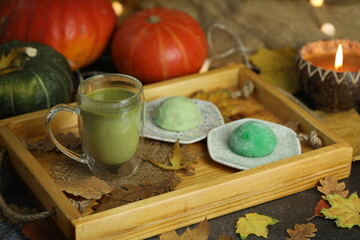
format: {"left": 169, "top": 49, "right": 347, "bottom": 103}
{"left": 80, "top": 88, "right": 141, "bottom": 165}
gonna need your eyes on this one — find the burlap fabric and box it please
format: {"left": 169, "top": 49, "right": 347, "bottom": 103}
{"left": 48, "top": 138, "right": 200, "bottom": 188}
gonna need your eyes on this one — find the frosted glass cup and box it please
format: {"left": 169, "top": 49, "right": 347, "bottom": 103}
{"left": 45, "top": 74, "right": 145, "bottom": 179}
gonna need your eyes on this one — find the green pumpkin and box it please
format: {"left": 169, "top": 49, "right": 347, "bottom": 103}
{"left": 0, "top": 41, "right": 73, "bottom": 119}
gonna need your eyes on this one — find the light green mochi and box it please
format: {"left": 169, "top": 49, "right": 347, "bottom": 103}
{"left": 153, "top": 96, "right": 202, "bottom": 132}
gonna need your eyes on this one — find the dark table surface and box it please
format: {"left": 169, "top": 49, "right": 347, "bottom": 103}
{"left": 0, "top": 158, "right": 359, "bottom": 240}
{"left": 148, "top": 162, "right": 360, "bottom": 240}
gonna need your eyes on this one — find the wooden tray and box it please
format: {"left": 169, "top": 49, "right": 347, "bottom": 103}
{"left": 0, "top": 64, "right": 353, "bottom": 239}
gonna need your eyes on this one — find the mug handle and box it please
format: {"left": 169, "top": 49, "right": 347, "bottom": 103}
{"left": 45, "top": 104, "right": 87, "bottom": 164}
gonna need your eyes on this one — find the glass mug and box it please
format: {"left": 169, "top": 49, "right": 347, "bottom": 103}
{"left": 45, "top": 73, "right": 145, "bottom": 179}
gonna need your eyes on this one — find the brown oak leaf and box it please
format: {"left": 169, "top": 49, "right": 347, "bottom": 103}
{"left": 160, "top": 217, "right": 210, "bottom": 240}
{"left": 107, "top": 182, "right": 170, "bottom": 202}
{"left": 56, "top": 176, "right": 113, "bottom": 200}
{"left": 317, "top": 176, "right": 349, "bottom": 200}
{"left": 93, "top": 178, "right": 180, "bottom": 212}
{"left": 286, "top": 223, "right": 317, "bottom": 240}
{"left": 69, "top": 198, "right": 94, "bottom": 213}
{"left": 24, "top": 132, "right": 80, "bottom": 152}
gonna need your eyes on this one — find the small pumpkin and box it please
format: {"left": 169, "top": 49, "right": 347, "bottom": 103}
{"left": 0, "top": 41, "right": 73, "bottom": 119}
{"left": 0, "top": 0, "right": 116, "bottom": 70}
{"left": 111, "top": 7, "right": 208, "bottom": 84}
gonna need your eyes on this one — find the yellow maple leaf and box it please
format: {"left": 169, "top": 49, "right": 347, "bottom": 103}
{"left": 321, "top": 193, "right": 360, "bottom": 229}
{"left": 146, "top": 141, "right": 195, "bottom": 171}
{"left": 249, "top": 47, "right": 299, "bottom": 94}
{"left": 236, "top": 213, "right": 278, "bottom": 239}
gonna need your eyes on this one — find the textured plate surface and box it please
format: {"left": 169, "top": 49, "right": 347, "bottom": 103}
{"left": 207, "top": 118, "right": 301, "bottom": 170}
{"left": 144, "top": 98, "right": 224, "bottom": 144}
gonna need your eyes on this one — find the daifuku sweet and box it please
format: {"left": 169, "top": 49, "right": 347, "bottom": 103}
{"left": 229, "top": 120, "right": 277, "bottom": 158}
{"left": 153, "top": 96, "right": 201, "bottom": 132}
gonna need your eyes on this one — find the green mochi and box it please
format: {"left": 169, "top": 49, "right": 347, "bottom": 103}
{"left": 153, "top": 96, "right": 202, "bottom": 132}
{"left": 229, "top": 121, "right": 277, "bottom": 158}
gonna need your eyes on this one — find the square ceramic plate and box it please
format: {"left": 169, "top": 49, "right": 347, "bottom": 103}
{"left": 144, "top": 97, "right": 224, "bottom": 144}
{"left": 207, "top": 118, "right": 301, "bottom": 170}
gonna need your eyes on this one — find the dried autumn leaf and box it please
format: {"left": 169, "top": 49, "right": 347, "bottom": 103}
{"left": 147, "top": 141, "right": 197, "bottom": 172}
{"left": 0, "top": 48, "right": 28, "bottom": 74}
{"left": 24, "top": 132, "right": 80, "bottom": 152}
{"left": 0, "top": 48, "right": 21, "bottom": 67}
{"left": 193, "top": 89, "right": 235, "bottom": 122}
{"left": 317, "top": 176, "right": 349, "bottom": 200}
{"left": 321, "top": 193, "right": 360, "bottom": 229}
{"left": 56, "top": 176, "right": 113, "bottom": 200}
{"left": 286, "top": 223, "right": 317, "bottom": 240}
{"left": 109, "top": 182, "right": 171, "bottom": 202}
{"left": 94, "top": 178, "right": 180, "bottom": 212}
{"left": 249, "top": 47, "right": 299, "bottom": 93}
{"left": 235, "top": 213, "right": 278, "bottom": 240}
{"left": 160, "top": 217, "right": 210, "bottom": 240}
{"left": 313, "top": 199, "right": 331, "bottom": 218}
{"left": 69, "top": 198, "right": 94, "bottom": 213}
{"left": 315, "top": 109, "right": 360, "bottom": 157}
{"left": 284, "top": 120, "right": 300, "bottom": 132}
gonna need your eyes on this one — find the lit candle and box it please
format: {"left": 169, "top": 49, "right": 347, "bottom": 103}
{"left": 303, "top": 42, "right": 360, "bottom": 72}
{"left": 298, "top": 39, "right": 360, "bottom": 112}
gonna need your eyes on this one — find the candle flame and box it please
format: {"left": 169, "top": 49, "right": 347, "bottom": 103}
{"left": 335, "top": 44, "right": 343, "bottom": 70}
{"left": 310, "top": 0, "right": 324, "bottom": 7}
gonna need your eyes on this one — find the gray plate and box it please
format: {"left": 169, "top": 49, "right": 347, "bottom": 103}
{"left": 207, "top": 118, "right": 301, "bottom": 170}
{"left": 144, "top": 98, "right": 224, "bottom": 144}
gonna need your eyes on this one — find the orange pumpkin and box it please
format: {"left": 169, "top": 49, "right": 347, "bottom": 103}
{"left": 0, "top": 0, "right": 116, "bottom": 70}
{"left": 111, "top": 7, "right": 208, "bottom": 84}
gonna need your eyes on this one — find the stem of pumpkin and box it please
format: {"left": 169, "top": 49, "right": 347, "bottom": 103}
{"left": 148, "top": 15, "right": 161, "bottom": 24}
{"left": 0, "top": 47, "right": 36, "bottom": 75}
